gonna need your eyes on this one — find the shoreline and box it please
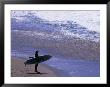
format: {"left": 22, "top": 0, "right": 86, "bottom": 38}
{"left": 11, "top": 57, "right": 59, "bottom": 77}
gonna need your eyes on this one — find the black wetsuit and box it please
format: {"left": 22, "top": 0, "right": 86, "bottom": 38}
{"left": 35, "top": 51, "right": 39, "bottom": 72}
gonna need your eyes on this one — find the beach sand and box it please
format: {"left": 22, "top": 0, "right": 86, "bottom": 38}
{"left": 11, "top": 57, "right": 58, "bottom": 77}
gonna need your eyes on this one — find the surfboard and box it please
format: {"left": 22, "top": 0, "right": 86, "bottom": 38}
{"left": 24, "top": 55, "right": 52, "bottom": 66}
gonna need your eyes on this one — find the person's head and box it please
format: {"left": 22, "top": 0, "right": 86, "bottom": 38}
{"left": 35, "top": 50, "right": 39, "bottom": 53}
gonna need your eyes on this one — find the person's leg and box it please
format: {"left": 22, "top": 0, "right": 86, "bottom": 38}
{"left": 35, "top": 64, "right": 41, "bottom": 74}
{"left": 35, "top": 64, "right": 38, "bottom": 72}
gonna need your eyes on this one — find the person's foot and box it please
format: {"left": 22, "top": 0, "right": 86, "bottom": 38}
{"left": 36, "top": 72, "right": 41, "bottom": 74}
{"left": 35, "top": 70, "right": 41, "bottom": 74}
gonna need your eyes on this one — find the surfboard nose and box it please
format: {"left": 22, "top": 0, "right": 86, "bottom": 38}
{"left": 44, "top": 55, "right": 52, "bottom": 59}
{"left": 49, "top": 56, "right": 52, "bottom": 58}
{"left": 48, "top": 55, "right": 52, "bottom": 58}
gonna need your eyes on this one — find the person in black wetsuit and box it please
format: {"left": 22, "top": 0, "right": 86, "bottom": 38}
{"left": 35, "top": 50, "right": 40, "bottom": 73}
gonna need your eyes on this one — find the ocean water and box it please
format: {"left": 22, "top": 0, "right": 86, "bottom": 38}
{"left": 11, "top": 49, "right": 100, "bottom": 77}
{"left": 11, "top": 10, "right": 100, "bottom": 77}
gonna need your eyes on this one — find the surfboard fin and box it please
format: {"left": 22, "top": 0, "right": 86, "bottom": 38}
{"left": 25, "top": 64, "right": 26, "bottom": 67}
{"left": 24, "top": 62, "right": 26, "bottom": 67}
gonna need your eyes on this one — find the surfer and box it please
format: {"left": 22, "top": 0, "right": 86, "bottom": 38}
{"left": 35, "top": 50, "right": 40, "bottom": 74}
{"left": 24, "top": 50, "right": 52, "bottom": 74}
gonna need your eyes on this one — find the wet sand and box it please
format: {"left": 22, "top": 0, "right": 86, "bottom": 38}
{"left": 11, "top": 57, "right": 58, "bottom": 77}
